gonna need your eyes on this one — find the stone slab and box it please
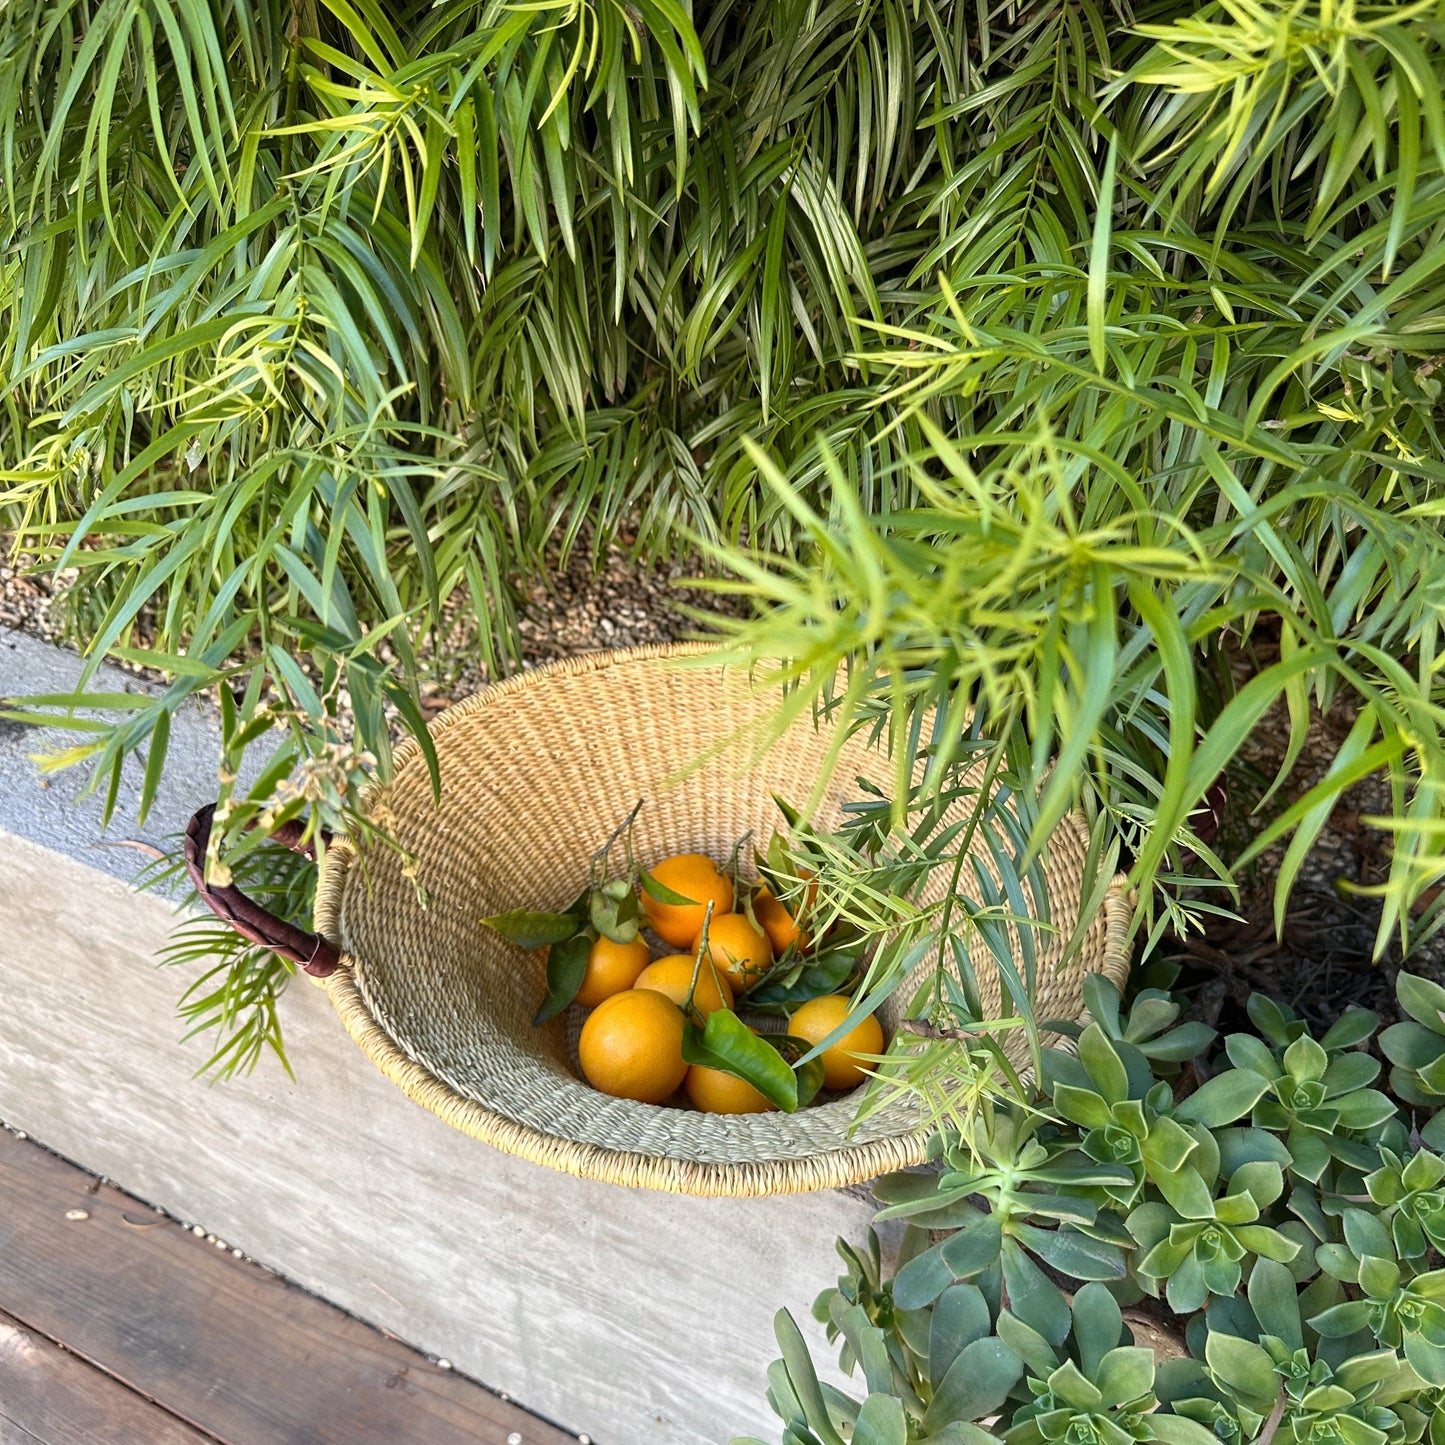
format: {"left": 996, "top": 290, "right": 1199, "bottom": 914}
{"left": 0, "top": 627, "right": 269, "bottom": 894}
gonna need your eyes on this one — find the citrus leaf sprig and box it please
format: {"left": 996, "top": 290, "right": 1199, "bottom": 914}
{"left": 679, "top": 901, "right": 825, "bottom": 1112}
{"left": 681, "top": 1012, "right": 824, "bottom": 1114}
{"left": 534, "top": 934, "right": 592, "bottom": 1025}
{"left": 638, "top": 870, "right": 697, "bottom": 908}
{"left": 479, "top": 908, "right": 580, "bottom": 949}
{"left": 480, "top": 800, "right": 667, "bottom": 1023}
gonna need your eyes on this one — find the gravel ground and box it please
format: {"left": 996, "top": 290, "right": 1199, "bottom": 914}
{"left": 2, "top": 539, "right": 744, "bottom": 707}
{"left": 0, "top": 555, "right": 73, "bottom": 647}
{"left": 415, "top": 537, "right": 746, "bottom": 716}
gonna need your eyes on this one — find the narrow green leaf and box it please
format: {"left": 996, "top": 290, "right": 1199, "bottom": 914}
{"left": 137, "top": 706, "right": 171, "bottom": 826}
{"left": 774, "top": 1311, "right": 846, "bottom": 1445}
{"left": 641, "top": 870, "right": 697, "bottom": 906}
{"left": 1087, "top": 134, "right": 1118, "bottom": 373}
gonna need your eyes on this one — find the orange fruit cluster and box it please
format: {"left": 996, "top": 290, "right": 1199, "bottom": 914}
{"left": 571, "top": 851, "right": 882, "bottom": 1111}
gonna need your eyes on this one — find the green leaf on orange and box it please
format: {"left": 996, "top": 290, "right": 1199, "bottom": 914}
{"left": 482, "top": 909, "right": 580, "bottom": 949}
{"left": 533, "top": 933, "right": 591, "bottom": 1024}
{"left": 683, "top": 1012, "right": 804, "bottom": 1112}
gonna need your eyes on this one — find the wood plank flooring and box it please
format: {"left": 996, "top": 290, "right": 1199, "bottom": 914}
{"left": 0, "top": 1130, "right": 578, "bottom": 1445}
{"left": 0, "top": 1306, "right": 216, "bottom": 1445}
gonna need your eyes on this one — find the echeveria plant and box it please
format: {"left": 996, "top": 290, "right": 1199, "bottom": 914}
{"left": 741, "top": 973, "right": 1445, "bottom": 1445}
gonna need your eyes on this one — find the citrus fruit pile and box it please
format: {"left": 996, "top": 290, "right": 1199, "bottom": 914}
{"left": 482, "top": 824, "right": 885, "bottom": 1115}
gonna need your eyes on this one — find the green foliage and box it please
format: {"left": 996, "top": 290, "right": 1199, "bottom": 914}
{"left": 700, "top": 0, "right": 1445, "bottom": 961}
{"left": 1052, "top": 974, "right": 1219, "bottom": 1072}
{"left": 1226, "top": 1008, "right": 1395, "bottom": 1182}
{"left": 682, "top": 1009, "right": 827, "bottom": 1113}
{"left": 142, "top": 839, "right": 314, "bottom": 1078}
{"left": 1, "top": 0, "right": 1442, "bottom": 1083}
{"left": 877, "top": 1108, "right": 1132, "bottom": 1315}
{"left": 740, "top": 972, "right": 1445, "bottom": 1445}
{"left": 1130, "top": 1160, "right": 1299, "bottom": 1314}
{"left": 1006, "top": 1323, "right": 1214, "bottom": 1445}
{"left": 1312, "top": 1205, "right": 1445, "bottom": 1387}
{"left": 1162, "top": 1261, "right": 1428, "bottom": 1445}
{"left": 1367, "top": 1149, "right": 1445, "bottom": 1263}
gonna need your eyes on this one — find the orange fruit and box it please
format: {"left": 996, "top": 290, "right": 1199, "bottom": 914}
{"left": 634, "top": 954, "right": 734, "bottom": 1019}
{"left": 641, "top": 853, "right": 735, "bottom": 947}
{"left": 574, "top": 935, "right": 652, "bottom": 1008}
{"left": 694, "top": 911, "right": 773, "bottom": 995}
{"left": 686, "top": 1063, "right": 775, "bottom": 1115}
{"left": 577, "top": 989, "right": 688, "bottom": 1103}
{"left": 752, "top": 886, "right": 809, "bottom": 956}
{"left": 788, "top": 995, "right": 884, "bottom": 1090}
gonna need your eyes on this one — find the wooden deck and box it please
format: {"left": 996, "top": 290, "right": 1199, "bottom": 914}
{"left": 0, "top": 1130, "right": 578, "bottom": 1445}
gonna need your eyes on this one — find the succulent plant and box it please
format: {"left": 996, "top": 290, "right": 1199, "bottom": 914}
{"left": 1367, "top": 1150, "right": 1445, "bottom": 1263}
{"left": 744, "top": 976, "right": 1445, "bottom": 1445}
{"left": 1394, "top": 1384, "right": 1445, "bottom": 1445}
{"left": 1224, "top": 1011, "right": 1395, "bottom": 1182}
{"left": 1312, "top": 1210, "right": 1445, "bottom": 1387}
{"left": 1202, "top": 1336, "right": 1421, "bottom": 1445}
{"left": 1129, "top": 1159, "right": 1300, "bottom": 1314}
{"left": 1048, "top": 1022, "right": 1217, "bottom": 1216}
{"left": 1001, "top": 1286, "right": 1217, "bottom": 1445}
{"left": 874, "top": 1106, "right": 1133, "bottom": 1317}
{"left": 1159, "top": 1262, "right": 1428, "bottom": 1445}
{"left": 1382, "top": 975, "right": 1445, "bottom": 1151}
{"left": 1048, "top": 974, "right": 1218, "bottom": 1080}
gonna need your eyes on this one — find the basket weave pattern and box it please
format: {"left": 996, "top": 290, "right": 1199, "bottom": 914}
{"left": 314, "top": 646, "right": 1131, "bottom": 1196}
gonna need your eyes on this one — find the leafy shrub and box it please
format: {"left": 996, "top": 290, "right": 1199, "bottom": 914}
{"left": 2, "top": 0, "right": 1442, "bottom": 1077}
{"left": 739, "top": 971, "right": 1445, "bottom": 1445}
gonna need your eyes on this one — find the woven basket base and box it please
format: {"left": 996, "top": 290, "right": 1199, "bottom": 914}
{"left": 314, "top": 647, "right": 1132, "bottom": 1196}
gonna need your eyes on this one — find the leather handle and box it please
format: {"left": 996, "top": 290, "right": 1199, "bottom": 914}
{"left": 183, "top": 803, "right": 341, "bottom": 978}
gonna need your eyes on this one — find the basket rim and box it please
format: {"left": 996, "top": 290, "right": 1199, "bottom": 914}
{"left": 313, "top": 645, "right": 1136, "bottom": 1196}
{"left": 324, "top": 958, "right": 936, "bottom": 1195}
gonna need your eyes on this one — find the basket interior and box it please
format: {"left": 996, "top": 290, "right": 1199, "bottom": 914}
{"left": 325, "top": 651, "right": 1108, "bottom": 1168}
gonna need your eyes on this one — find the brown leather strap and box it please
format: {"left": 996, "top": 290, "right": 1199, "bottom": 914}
{"left": 183, "top": 803, "right": 341, "bottom": 978}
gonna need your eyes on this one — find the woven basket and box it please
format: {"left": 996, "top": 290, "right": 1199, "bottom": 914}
{"left": 187, "top": 645, "right": 1132, "bottom": 1197}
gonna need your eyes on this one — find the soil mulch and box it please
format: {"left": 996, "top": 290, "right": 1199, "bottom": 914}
{"left": 2, "top": 538, "right": 737, "bottom": 693}
{"left": 414, "top": 536, "right": 743, "bottom": 715}
{"left": 1162, "top": 683, "right": 1443, "bottom": 1038}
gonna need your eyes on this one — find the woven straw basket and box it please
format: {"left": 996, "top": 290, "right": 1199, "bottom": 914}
{"left": 187, "top": 644, "right": 1132, "bottom": 1197}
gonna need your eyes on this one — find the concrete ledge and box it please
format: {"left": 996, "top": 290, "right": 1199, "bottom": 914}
{"left": 0, "top": 627, "right": 272, "bottom": 892}
{"left": 0, "top": 631, "right": 877, "bottom": 1444}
